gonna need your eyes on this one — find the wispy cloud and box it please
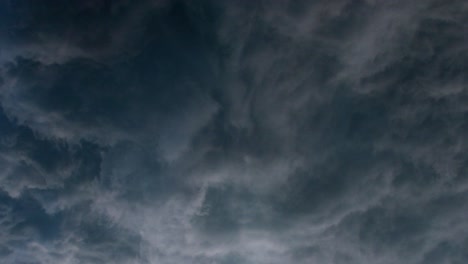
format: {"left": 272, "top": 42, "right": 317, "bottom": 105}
{"left": 0, "top": 0, "right": 467, "bottom": 263}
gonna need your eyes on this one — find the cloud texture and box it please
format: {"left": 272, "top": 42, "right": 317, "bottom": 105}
{"left": 0, "top": 0, "right": 467, "bottom": 263}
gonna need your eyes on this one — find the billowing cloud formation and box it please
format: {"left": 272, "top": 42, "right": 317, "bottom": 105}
{"left": 0, "top": 0, "right": 467, "bottom": 263}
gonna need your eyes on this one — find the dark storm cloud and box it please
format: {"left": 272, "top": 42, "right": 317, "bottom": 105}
{"left": 0, "top": 0, "right": 468, "bottom": 263}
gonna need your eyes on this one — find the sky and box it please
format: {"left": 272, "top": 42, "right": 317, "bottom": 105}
{"left": 0, "top": 0, "right": 467, "bottom": 263}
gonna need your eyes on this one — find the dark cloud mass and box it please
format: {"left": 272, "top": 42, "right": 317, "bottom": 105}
{"left": 0, "top": 0, "right": 467, "bottom": 263}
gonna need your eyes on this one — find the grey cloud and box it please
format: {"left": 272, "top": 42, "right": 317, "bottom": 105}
{"left": 0, "top": 0, "right": 467, "bottom": 263}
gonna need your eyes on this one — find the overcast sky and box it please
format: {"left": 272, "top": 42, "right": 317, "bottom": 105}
{"left": 0, "top": 0, "right": 467, "bottom": 263}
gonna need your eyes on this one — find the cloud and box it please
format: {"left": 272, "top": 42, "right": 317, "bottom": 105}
{"left": 0, "top": 0, "right": 467, "bottom": 263}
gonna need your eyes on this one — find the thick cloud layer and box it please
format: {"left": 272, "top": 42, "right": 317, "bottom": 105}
{"left": 0, "top": 0, "right": 467, "bottom": 263}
